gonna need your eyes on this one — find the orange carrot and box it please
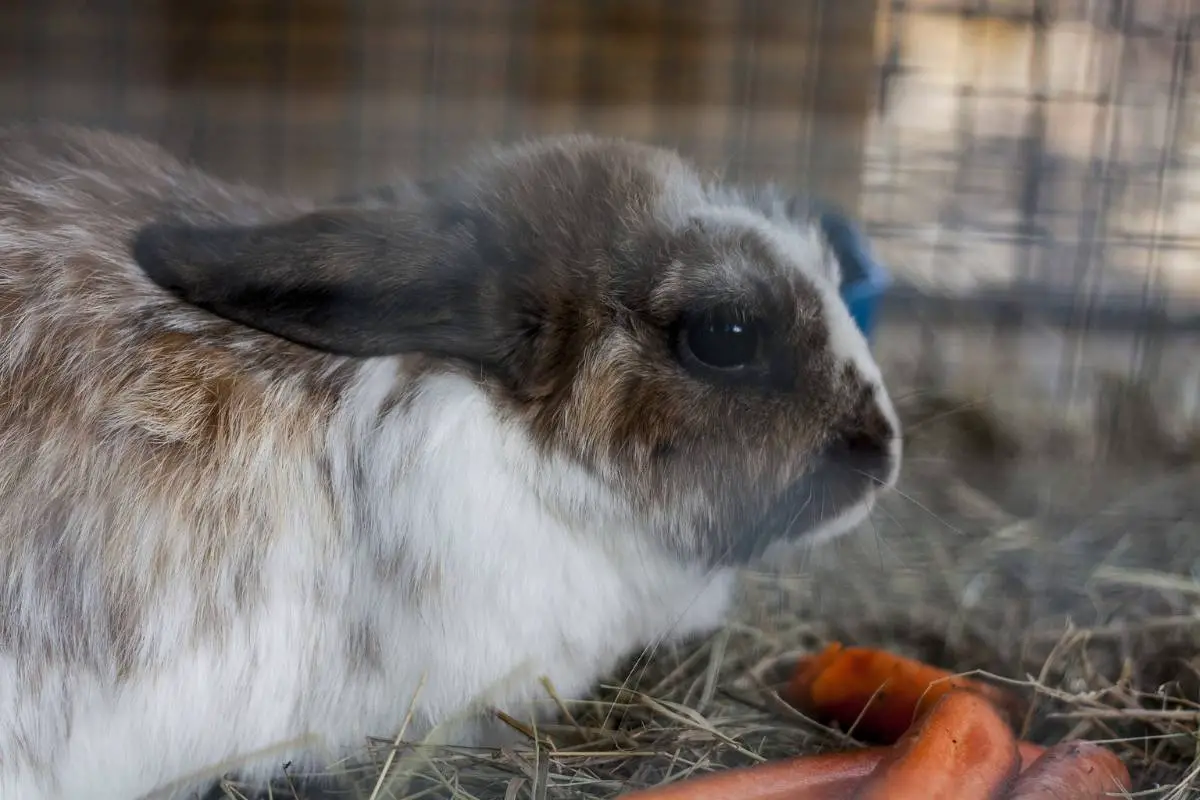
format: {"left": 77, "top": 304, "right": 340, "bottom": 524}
{"left": 851, "top": 689, "right": 1021, "bottom": 800}
{"left": 1018, "top": 740, "right": 1049, "bottom": 772}
{"left": 1009, "top": 740, "right": 1133, "bottom": 799}
{"left": 785, "top": 642, "right": 1025, "bottom": 745}
{"left": 617, "top": 748, "right": 886, "bottom": 800}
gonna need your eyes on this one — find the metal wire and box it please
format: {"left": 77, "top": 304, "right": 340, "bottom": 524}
{"left": 1, "top": 0, "right": 1197, "bottom": 337}
{"left": 866, "top": 0, "right": 1200, "bottom": 332}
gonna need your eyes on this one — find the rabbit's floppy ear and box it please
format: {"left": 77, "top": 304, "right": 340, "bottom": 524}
{"left": 131, "top": 200, "right": 522, "bottom": 371}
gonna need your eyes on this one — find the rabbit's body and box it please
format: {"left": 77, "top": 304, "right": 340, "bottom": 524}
{"left": 0, "top": 125, "right": 899, "bottom": 799}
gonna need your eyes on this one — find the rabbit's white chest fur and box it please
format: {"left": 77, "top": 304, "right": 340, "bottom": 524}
{"left": 0, "top": 359, "right": 735, "bottom": 800}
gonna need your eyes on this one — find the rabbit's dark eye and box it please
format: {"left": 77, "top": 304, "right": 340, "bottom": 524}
{"left": 675, "top": 307, "right": 765, "bottom": 374}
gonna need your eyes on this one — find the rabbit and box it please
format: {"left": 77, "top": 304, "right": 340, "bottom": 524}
{"left": 0, "top": 122, "right": 901, "bottom": 800}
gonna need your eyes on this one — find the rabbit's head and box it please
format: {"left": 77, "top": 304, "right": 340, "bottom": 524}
{"left": 132, "top": 135, "right": 901, "bottom": 567}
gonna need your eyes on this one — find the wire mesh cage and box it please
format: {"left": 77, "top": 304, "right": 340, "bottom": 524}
{"left": 4, "top": 2, "right": 1200, "bottom": 797}
{"left": 0, "top": 1, "right": 875, "bottom": 195}
{"left": 6, "top": 0, "right": 1197, "bottom": 328}
{"left": 861, "top": 0, "right": 1200, "bottom": 442}
{"left": 869, "top": 0, "right": 1200, "bottom": 317}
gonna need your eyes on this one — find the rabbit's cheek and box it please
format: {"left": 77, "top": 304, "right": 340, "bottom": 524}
{"left": 723, "top": 384, "right": 900, "bottom": 565}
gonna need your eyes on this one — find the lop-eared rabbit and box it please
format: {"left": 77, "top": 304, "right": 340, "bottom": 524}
{"left": 0, "top": 124, "right": 901, "bottom": 799}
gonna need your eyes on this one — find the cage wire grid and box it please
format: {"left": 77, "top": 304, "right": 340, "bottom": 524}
{"left": 867, "top": 0, "right": 1200, "bottom": 320}
{"left": 3, "top": 2, "right": 1200, "bottom": 797}
{"left": 0, "top": 3, "right": 849, "bottom": 190}
{"left": 850, "top": 0, "right": 1200, "bottom": 430}
{"left": 4, "top": 0, "right": 1195, "bottom": 307}
{"left": 1, "top": 0, "right": 1199, "bottom": 383}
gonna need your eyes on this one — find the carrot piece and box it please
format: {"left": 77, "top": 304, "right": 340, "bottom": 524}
{"left": 1009, "top": 740, "right": 1133, "bottom": 799}
{"left": 785, "top": 643, "right": 1024, "bottom": 745}
{"left": 1018, "top": 740, "right": 1049, "bottom": 772}
{"left": 787, "top": 642, "right": 848, "bottom": 705}
{"left": 617, "top": 747, "right": 887, "bottom": 800}
{"left": 851, "top": 689, "right": 1021, "bottom": 800}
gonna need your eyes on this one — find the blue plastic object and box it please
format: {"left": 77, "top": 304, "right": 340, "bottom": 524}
{"left": 817, "top": 204, "right": 891, "bottom": 344}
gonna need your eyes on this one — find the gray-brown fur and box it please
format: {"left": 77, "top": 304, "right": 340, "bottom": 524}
{"left": 0, "top": 123, "right": 898, "bottom": 799}
{"left": 0, "top": 124, "right": 350, "bottom": 675}
{"left": 134, "top": 133, "right": 896, "bottom": 566}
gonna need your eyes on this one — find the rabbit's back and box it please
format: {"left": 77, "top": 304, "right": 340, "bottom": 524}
{"left": 0, "top": 126, "right": 366, "bottom": 795}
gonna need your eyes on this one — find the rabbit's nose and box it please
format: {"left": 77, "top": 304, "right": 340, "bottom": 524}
{"left": 822, "top": 393, "right": 899, "bottom": 490}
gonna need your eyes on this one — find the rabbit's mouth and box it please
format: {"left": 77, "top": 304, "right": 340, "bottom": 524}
{"left": 721, "top": 420, "right": 900, "bottom": 566}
